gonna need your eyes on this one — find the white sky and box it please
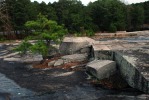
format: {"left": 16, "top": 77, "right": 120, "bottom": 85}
{"left": 31, "top": 0, "right": 149, "bottom": 5}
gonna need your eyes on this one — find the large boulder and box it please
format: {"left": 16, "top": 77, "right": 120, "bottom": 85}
{"left": 59, "top": 37, "right": 95, "bottom": 55}
{"left": 86, "top": 60, "right": 116, "bottom": 80}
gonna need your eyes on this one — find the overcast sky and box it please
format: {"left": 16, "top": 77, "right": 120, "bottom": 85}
{"left": 31, "top": 0, "right": 149, "bottom": 5}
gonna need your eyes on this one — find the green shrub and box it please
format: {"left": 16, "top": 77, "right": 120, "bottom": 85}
{"left": 75, "top": 32, "right": 83, "bottom": 37}
{"left": 15, "top": 14, "right": 67, "bottom": 58}
{"left": 14, "top": 39, "right": 32, "bottom": 55}
{"left": 86, "top": 30, "right": 95, "bottom": 36}
{"left": 0, "top": 35, "right": 6, "bottom": 41}
{"left": 14, "top": 39, "right": 48, "bottom": 57}
{"left": 74, "top": 30, "right": 95, "bottom": 37}
{"left": 30, "top": 40, "right": 48, "bottom": 57}
{"left": 109, "top": 23, "right": 117, "bottom": 33}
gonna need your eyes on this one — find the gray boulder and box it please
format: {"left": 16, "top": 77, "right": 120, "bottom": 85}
{"left": 86, "top": 60, "right": 116, "bottom": 80}
{"left": 61, "top": 54, "right": 88, "bottom": 63}
{"left": 54, "top": 59, "right": 64, "bottom": 67}
{"left": 80, "top": 46, "right": 91, "bottom": 54}
{"left": 48, "top": 60, "right": 56, "bottom": 67}
{"left": 59, "top": 37, "right": 95, "bottom": 55}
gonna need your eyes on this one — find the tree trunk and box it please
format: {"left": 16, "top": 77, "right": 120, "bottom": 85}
{"left": 46, "top": 39, "right": 51, "bottom": 46}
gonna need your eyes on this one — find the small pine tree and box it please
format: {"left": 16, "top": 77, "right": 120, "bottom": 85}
{"left": 15, "top": 14, "right": 68, "bottom": 58}
{"left": 14, "top": 39, "right": 32, "bottom": 55}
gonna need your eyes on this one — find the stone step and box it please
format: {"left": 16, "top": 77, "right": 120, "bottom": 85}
{"left": 86, "top": 60, "right": 116, "bottom": 80}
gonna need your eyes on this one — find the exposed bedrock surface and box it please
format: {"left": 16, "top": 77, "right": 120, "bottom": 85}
{"left": 93, "top": 49, "right": 149, "bottom": 93}
{"left": 1, "top": 36, "right": 149, "bottom": 99}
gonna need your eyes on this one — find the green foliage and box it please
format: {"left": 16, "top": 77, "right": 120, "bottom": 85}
{"left": 16, "top": 14, "right": 67, "bottom": 57}
{"left": 74, "top": 30, "right": 94, "bottom": 37}
{"left": 88, "top": 0, "right": 127, "bottom": 32}
{"left": 25, "top": 13, "right": 67, "bottom": 44}
{"left": 86, "top": 30, "right": 95, "bottom": 36}
{"left": 14, "top": 39, "right": 48, "bottom": 57}
{"left": 30, "top": 40, "right": 48, "bottom": 57}
{"left": 109, "top": 23, "right": 117, "bottom": 33}
{"left": 130, "top": 5, "right": 144, "bottom": 30}
{"left": 144, "top": 1, "right": 149, "bottom": 24}
{"left": 14, "top": 39, "right": 32, "bottom": 55}
{"left": 5, "top": 0, "right": 149, "bottom": 37}
{"left": 0, "top": 36, "right": 6, "bottom": 42}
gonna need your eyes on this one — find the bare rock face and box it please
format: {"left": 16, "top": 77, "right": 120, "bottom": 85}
{"left": 59, "top": 37, "right": 95, "bottom": 55}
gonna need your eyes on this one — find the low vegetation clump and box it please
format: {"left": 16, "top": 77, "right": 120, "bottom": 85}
{"left": 0, "top": 35, "right": 6, "bottom": 42}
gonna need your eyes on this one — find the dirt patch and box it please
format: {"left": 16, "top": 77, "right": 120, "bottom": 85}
{"left": 33, "top": 58, "right": 87, "bottom": 71}
{"left": 32, "top": 56, "right": 61, "bottom": 69}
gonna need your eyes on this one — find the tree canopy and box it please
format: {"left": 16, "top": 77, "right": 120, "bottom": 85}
{"left": 2, "top": 0, "right": 149, "bottom": 35}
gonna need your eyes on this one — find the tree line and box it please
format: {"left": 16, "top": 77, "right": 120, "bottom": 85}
{"left": 1, "top": 0, "right": 149, "bottom": 37}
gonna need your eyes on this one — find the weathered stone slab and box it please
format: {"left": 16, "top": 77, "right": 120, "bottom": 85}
{"left": 4, "top": 53, "right": 43, "bottom": 63}
{"left": 61, "top": 54, "right": 88, "bottom": 63}
{"left": 114, "top": 50, "right": 149, "bottom": 93}
{"left": 54, "top": 59, "right": 64, "bottom": 66}
{"left": 86, "top": 60, "right": 116, "bottom": 80}
{"left": 59, "top": 37, "right": 95, "bottom": 55}
{"left": 89, "top": 33, "right": 149, "bottom": 93}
